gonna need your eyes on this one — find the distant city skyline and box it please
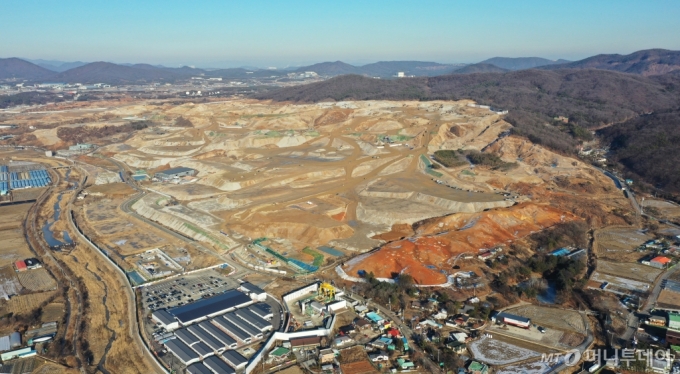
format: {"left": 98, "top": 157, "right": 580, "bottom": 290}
{"left": 2, "top": 0, "right": 679, "bottom": 68}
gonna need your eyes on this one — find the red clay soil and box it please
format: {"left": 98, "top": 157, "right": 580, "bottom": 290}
{"left": 331, "top": 212, "right": 346, "bottom": 221}
{"left": 345, "top": 203, "right": 575, "bottom": 285}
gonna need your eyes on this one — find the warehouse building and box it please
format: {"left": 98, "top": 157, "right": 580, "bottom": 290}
{"left": 234, "top": 308, "right": 272, "bottom": 332}
{"left": 212, "top": 317, "right": 252, "bottom": 344}
{"left": 152, "top": 309, "right": 179, "bottom": 331}
{"left": 154, "top": 167, "right": 197, "bottom": 180}
{"left": 238, "top": 282, "right": 267, "bottom": 301}
{"left": 164, "top": 339, "right": 200, "bottom": 366}
{"left": 203, "top": 355, "right": 236, "bottom": 374}
{"left": 221, "top": 350, "right": 248, "bottom": 370}
{"left": 24, "top": 258, "right": 42, "bottom": 270}
{"left": 191, "top": 342, "right": 214, "bottom": 359}
{"left": 186, "top": 363, "right": 214, "bottom": 374}
{"left": 223, "top": 312, "right": 264, "bottom": 340}
{"left": 168, "top": 290, "right": 252, "bottom": 326}
{"left": 249, "top": 303, "right": 273, "bottom": 320}
{"left": 175, "top": 328, "right": 201, "bottom": 347}
{"left": 491, "top": 312, "right": 531, "bottom": 329}
{"left": 198, "top": 321, "right": 238, "bottom": 349}
{"left": 187, "top": 325, "right": 227, "bottom": 353}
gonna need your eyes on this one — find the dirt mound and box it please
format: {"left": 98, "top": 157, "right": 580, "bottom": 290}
{"left": 346, "top": 203, "right": 574, "bottom": 284}
{"left": 314, "top": 109, "right": 352, "bottom": 126}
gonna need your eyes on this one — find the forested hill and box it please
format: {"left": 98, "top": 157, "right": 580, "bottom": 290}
{"left": 599, "top": 109, "right": 680, "bottom": 194}
{"left": 255, "top": 70, "right": 680, "bottom": 153}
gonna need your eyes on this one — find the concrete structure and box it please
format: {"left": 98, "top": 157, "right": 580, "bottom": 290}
{"left": 152, "top": 309, "right": 179, "bottom": 331}
{"left": 154, "top": 167, "right": 197, "bottom": 180}
{"left": 68, "top": 143, "right": 94, "bottom": 151}
{"left": 238, "top": 282, "right": 267, "bottom": 301}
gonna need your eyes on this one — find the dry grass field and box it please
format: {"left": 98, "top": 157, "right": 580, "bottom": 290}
{"left": 30, "top": 361, "right": 80, "bottom": 374}
{"left": 56, "top": 242, "right": 161, "bottom": 374}
{"left": 596, "top": 260, "right": 662, "bottom": 283}
{"left": 18, "top": 268, "right": 58, "bottom": 291}
{"left": 0, "top": 203, "right": 35, "bottom": 268}
{"left": 505, "top": 305, "right": 587, "bottom": 334}
{"left": 41, "top": 301, "right": 65, "bottom": 324}
{"left": 594, "top": 226, "right": 652, "bottom": 261}
{"left": 656, "top": 290, "right": 680, "bottom": 310}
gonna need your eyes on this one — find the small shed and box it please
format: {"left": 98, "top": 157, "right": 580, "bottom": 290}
{"left": 14, "top": 260, "right": 26, "bottom": 272}
{"left": 9, "top": 332, "right": 21, "bottom": 349}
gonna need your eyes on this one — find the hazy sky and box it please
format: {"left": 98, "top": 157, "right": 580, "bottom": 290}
{"left": 2, "top": 0, "right": 679, "bottom": 68}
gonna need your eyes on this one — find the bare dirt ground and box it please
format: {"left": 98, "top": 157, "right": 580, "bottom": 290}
{"left": 506, "top": 305, "right": 586, "bottom": 334}
{"left": 4, "top": 100, "right": 633, "bottom": 286}
{"left": 596, "top": 260, "right": 661, "bottom": 283}
{"left": 643, "top": 199, "right": 680, "bottom": 220}
{"left": 469, "top": 335, "right": 545, "bottom": 365}
{"left": 338, "top": 346, "right": 379, "bottom": 374}
{"left": 0, "top": 203, "right": 35, "bottom": 267}
{"left": 656, "top": 289, "right": 680, "bottom": 310}
{"left": 593, "top": 226, "right": 652, "bottom": 261}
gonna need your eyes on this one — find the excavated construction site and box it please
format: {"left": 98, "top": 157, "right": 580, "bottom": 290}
{"left": 5, "top": 99, "right": 633, "bottom": 284}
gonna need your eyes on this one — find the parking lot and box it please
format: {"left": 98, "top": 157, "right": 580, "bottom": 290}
{"left": 141, "top": 269, "right": 239, "bottom": 311}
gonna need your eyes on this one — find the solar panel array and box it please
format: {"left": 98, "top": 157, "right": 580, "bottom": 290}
{"left": 0, "top": 167, "right": 51, "bottom": 191}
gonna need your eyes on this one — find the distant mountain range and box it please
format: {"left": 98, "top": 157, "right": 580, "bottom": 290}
{"left": 294, "top": 61, "right": 460, "bottom": 77}
{"left": 451, "top": 63, "right": 509, "bottom": 74}
{"left": 542, "top": 48, "right": 680, "bottom": 76}
{"left": 1, "top": 49, "right": 679, "bottom": 83}
{"left": 479, "top": 57, "right": 570, "bottom": 70}
{"left": 0, "top": 58, "right": 55, "bottom": 80}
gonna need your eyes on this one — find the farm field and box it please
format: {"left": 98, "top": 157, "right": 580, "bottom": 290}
{"left": 338, "top": 346, "right": 379, "bottom": 374}
{"left": 17, "top": 268, "right": 58, "bottom": 291}
{"left": 656, "top": 289, "right": 680, "bottom": 310}
{"left": 0, "top": 203, "right": 35, "bottom": 268}
{"left": 339, "top": 360, "right": 379, "bottom": 374}
{"left": 0, "top": 290, "right": 56, "bottom": 315}
{"left": 468, "top": 336, "right": 543, "bottom": 365}
{"left": 0, "top": 266, "right": 23, "bottom": 300}
{"left": 591, "top": 271, "right": 651, "bottom": 293}
{"left": 594, "top": 226, "right": 652, "bottom": 261}
{"left": 507, "top": 305, "right": 586, "bottom": 334}
{"left": 41, "top": 301, "right": 65, "bottom": 324}
{"left": 643, "top": 199, "right": 680, "bottom": 220}
{"left": 596, "top": 260, "right": 662, "bottom": 283}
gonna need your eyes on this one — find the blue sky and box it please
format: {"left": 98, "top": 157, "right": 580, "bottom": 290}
{"left": 1, "top": 0, "right": 679, "bottom": 68}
